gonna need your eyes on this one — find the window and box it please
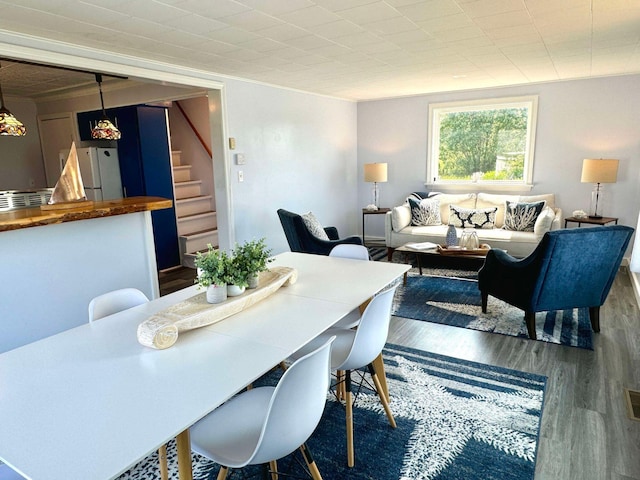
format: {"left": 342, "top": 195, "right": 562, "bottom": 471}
{"left": 427, "top": 96, "right": 538, "bottom": 189}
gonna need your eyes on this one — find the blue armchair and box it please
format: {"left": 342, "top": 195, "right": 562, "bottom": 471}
{"left": 277, "top": 209, "right": 363, "bottom": 255}
{"left": 478, "top": 225, "right": 634, "bottom": 340}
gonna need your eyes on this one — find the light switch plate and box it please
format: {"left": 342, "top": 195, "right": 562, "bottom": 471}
{"left": 229, "top": 137, "right": 236, "bottom": 150}
{"left": 235, "top": 153, "right": 246, "bottom": 165}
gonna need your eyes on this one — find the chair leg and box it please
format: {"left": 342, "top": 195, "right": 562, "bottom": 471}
{"left": 336, "top": 370, "right": 345, "bottom": 401}
{"left": 269, "top": 460, "right": 278, "bottom": 480}
{"left": 345, "top": 370, "right": 355, "bottom": 468}
{"left": 525, "top": 311, "right": 537, "bottom": 340}
{"left": 372, "top": 353, "right": 390, "bottom": 402}
{"left": 158, "top": 445, "right": 168, "bottom": 480}
{"left": 300, "top": 443, "right": 324, "bottom": 480}
{"left": 216, "top": 466, "right": 229, "bottom": 480}
{"left": 368, "top": 364, "right": 396, "bottom": 428}
{"left": 387, "top": 247, "right": 394, "bottom": 262}
{"left": 481, "top": 291, "right": 488, "bottom": 313}
{"left": 589, "top": 306, "right": 600, "bottom": 332}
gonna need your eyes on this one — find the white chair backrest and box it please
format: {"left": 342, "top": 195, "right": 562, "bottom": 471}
{"left": 250, "top": 336, "right": 335, "bottom": 465}
{"left": 329, "top": 244, "right": 370, "bottom": 261}
{"left": 336, "top": 285, "right": 397, "bottom": 371}
{"left": 88, "top": 288, "right": 149, "bottom": 322}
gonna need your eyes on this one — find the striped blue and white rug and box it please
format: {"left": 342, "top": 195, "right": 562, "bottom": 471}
{"left": 118, "top": 344, "right": 546, "bottom": 480}
{"left": 393, "top": 273, "right": 593, "bottom": 349}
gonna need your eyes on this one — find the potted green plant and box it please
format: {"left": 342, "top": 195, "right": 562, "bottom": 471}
{"left": 194, "top": 244, "right": 229, "bottom": 304}
{"left": 233, "top": 238, "right": 274, "bottom": 289}
{"left": 224, "top": 254, "right": 250, "bottom": 296}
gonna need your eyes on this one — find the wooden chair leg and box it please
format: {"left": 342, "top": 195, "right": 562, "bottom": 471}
{"left": 525, "top": 311, "right": 536, "bottom": 340}
{"left": 589, "top": 306, "right": 600, "bottom": 332}
{"left": 300, "top": 443, "right": 323, "bottom": 480}
{"left": 158, "top": 445, "right": 168, "bottom": 480}
{"left": 216, "top": 466, "right": 229, "bottom": 480}
{"left": 269, "top": 460, "right": 278, "bottom": 480}
{"left": 345, "top": 370, "right": 355, "bottom": 468}
{"left": 372, "top": 353, "right": 390, "bottom": 402}
{"left": 368, "top": 364, "right": 396, "bottom": 428}
{"left": 481, "top": 291, "right": 488, "bottom": 313}
{"left": 176, "top": 429, "right": 193, "bottom": 480}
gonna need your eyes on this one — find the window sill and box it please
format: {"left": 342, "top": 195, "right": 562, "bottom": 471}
{"left": 425, "top": 182, "right": 534, "bottom": 193}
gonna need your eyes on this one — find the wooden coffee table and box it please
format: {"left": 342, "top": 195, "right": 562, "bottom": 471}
{"left": 396, "top": 243, "right": 491, "bottom": 277}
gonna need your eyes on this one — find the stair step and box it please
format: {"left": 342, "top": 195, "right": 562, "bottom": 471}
{"left": 174, "top": 180, "right": 203, "bottom": 200}
{"left": 177, "top": 211, "right": 217, "bottom": 236}
{"left": 171, "top": 150, "right": 182, "bottom": 166}
{"left": 173, "top": 165, "right": 191, "bottom": 183}
{"left": 175, "top": 195, "right": 213, "bottom": 217}
{"left": 179, "top": 229, "right": 219, "bottom": 259}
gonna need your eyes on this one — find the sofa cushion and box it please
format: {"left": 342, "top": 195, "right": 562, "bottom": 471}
{"left": 448, "top": 205, "right": 498, "bottom": 229}
{"left": 504, "top": 201, "right": 546, "bottom": 232}
{"left": 430, "top": 193, "right": 476, "bottom": 225}
{"left": 520, "top": 193, "right": 555, "bottom": 209}
{"left": 534, "top": 206, "right": 556, "bottom": 236}
{"left": 391, "top": 205, "right": 412, "bottom": 232}
{"left": 476, "top": 192, "right": 519, "bottom": 228}
{"left": 409, "top": 197, "right": 441, "bottom": 226}
{"left": 301, "top": 212, "right": 330, "bottom": 240}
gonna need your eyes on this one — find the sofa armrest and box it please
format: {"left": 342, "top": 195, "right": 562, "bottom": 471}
{"left": 385, "top": 211, "right": 393, "bottom": 247}
{"left": 551, "top": 208, "right": 562, "bottom": 230}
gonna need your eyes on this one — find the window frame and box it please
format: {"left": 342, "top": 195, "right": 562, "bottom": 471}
{"left": 427, "top": 95, "right": 538, "bottom": 192}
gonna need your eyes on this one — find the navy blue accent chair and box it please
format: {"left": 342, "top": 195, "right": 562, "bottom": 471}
{"left": 478, "top": 225, "right": 634, "bottom": 340}
{"left": 277, "top": 209, "right": 363, "bottom": 255}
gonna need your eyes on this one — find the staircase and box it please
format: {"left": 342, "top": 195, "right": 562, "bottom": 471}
{"left": 171, "top": 150, "right": 218, "bottom": 268}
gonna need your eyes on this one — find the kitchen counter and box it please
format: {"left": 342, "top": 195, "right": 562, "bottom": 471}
{"left": 0, "top": 196, "right": 172, "bottom": 232}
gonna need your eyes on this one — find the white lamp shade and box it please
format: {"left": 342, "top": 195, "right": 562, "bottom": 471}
{"left": 364, "top": 163, "right": 388, "bottom": 183}
{"left": 581, "top": 159, "right": 619, "bottom": 183}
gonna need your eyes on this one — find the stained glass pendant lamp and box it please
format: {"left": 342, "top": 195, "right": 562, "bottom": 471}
{"left": 0, "top": 65, "right": 26, "bottom": 136}
{"left": 91, "top": 73, "right": 121, "bottom": 140}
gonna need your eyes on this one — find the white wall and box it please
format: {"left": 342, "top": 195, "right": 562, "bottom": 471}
{"left": 357, "top": 75, "right": 640, "bottom": 241}
{"left": 223, "top": 78, "right": 358, "bottom": 254}
{"left": 0, "top": 97, "right": 46, "bottom": 190}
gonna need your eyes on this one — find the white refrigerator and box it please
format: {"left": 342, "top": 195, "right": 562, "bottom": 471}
{"left": 59, "top": 147, "right": 123, "bottom": 201}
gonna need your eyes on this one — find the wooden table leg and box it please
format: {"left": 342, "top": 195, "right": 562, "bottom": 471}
{"left": 176, "top": 429, "right": 193, "bottom": 480}
{"left": 372, "top": 353, "right": 390, "bottom": 402}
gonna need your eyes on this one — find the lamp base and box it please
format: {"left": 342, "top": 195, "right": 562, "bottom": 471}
{"left": 588, "top": 214, "right": 603, "bottom": 219}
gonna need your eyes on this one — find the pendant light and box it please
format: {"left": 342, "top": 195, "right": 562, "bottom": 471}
{"left": 91, "top": 73, "right": 121, "bottom": 140}
{"left": 0, "top": 62, "right": 27, "bottom": 136}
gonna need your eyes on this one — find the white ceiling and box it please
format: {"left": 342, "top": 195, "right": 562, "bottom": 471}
{"left": 1, "top": 0, "right": 639, "bottom": 101}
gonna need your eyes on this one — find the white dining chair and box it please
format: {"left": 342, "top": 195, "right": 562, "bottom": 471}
{"left": 292, "top": 285, "right": 398, "bottom": 468}
{"left": 329, "top": 244, "right": 370, "bottom": 329}
{"left": 190, "top": 336, "right": 336, "bottom": 480}
{"left": 88, "top": 287, "right": 149, "bottom": 322}
{"left": 86, "top": 288, "right": 170, "bottom": 479}
{"left": 0, "top": 464, "right": 24, "bottom": 479}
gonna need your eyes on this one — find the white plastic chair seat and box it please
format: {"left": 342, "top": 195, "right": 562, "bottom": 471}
{"left": 190, "top": 337, "right": 335, "bottom": 479}
{"left": 88, "top": 288, "right": 149, "bottom": 322}
{"left": 191, "top": 387, "right": 275, "bottom": 467}
{"left": 332, "top": 309, "right": 361, "bottom": 329}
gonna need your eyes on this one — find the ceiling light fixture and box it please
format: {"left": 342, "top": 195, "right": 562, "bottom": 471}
{"left": 91, "top": 73, "right": 121, "bottom": 140}
{"left": 0, "top": 62, "right": 26, "bottom": 136}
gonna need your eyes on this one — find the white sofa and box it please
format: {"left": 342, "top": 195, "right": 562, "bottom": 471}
{"left": 385, "top": 192, "right": 562, "bottom": 260}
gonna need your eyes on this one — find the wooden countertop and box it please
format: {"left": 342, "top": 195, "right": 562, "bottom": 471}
{"left": 0, "top": 196, "right": 173, "bottom": 232}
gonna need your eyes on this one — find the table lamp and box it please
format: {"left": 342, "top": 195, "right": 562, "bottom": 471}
{"left": 364, "top": 163, "right": 387, "bottom": 208}
{"left": 581, "top": 158, "right": 618, "bottom": 219}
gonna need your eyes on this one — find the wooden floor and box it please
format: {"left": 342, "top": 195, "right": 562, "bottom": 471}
{"left": 158, "top": 265, "right": 640, "bottom": 479}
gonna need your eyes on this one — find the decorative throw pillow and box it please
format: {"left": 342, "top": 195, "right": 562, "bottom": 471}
{"left": 448, "top": 205, "right": 498, "bottom": 229}
{"left": 301, "top": 212, "right": 329, "bottom": 240}
{"left": 504, "top": 201, "right": 546, "bottom": 232}
{"left": 408, "top": 198, "right": 441, "bottom": 226}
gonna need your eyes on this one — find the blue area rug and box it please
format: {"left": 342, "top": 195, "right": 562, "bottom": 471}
{"left": 120, "top": 344, "right": 546, "bottom": 480}
{"left": 393, "top": 273, "right": 593, "bottom": 349}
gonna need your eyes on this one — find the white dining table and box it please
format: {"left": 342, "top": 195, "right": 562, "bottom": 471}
{"left": 0, "top": 252, "right": 409, "bottom": 480}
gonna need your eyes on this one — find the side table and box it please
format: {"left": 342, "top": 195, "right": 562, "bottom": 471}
{"left": 564, "top": 216, "right": 618, "bottom": 228}
{"left": 362, "top": 207, "right": 390, "bottom": 246}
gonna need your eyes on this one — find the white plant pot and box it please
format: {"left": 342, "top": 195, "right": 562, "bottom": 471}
{"left": 247, "top": 273, "right": 259, "bottom": 289}
{"left": 227, "top": 284, "right": 246, "bottom": 297}
{"left": 206, "top": 284, "right": 227, "bottom": 304}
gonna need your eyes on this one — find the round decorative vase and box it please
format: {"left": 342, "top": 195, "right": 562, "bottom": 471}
{"left": 206, "top": 284, "right": 227, "bottom": 304}
{"left": 445, "top": 224, "right": 458, "bottom": 247}
{"left": 247, "top": 273, "right": 260, "bottom": 289}
{"left": 227, "top": 284, "right": 246, "bottom": 297}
